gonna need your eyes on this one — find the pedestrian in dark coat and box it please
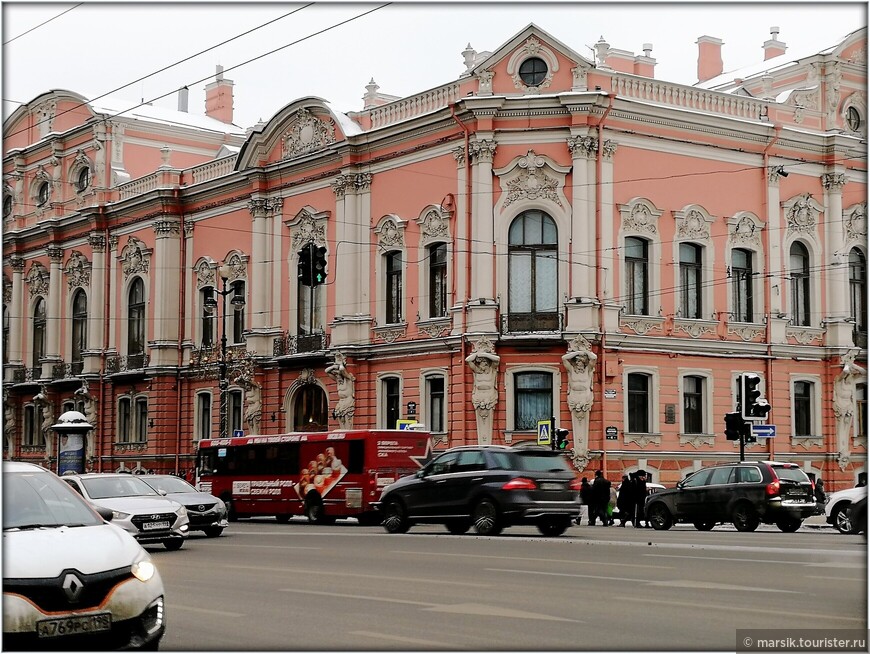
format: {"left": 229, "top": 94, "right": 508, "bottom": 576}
{"left": 579, "top": 477, "right": 593, "bottom": 525}
{"left": 633, "top": 469, "right": 649, "bottom": 527}
{"left": 591, "top": 470, "right": 611, "bottom": 526}
{"left": 617, "top": 474, "right": 635, "bottom": 527}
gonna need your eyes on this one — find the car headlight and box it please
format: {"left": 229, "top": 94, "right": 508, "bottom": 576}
{"left": 112, "top": 510, "right": 131, "bottom": 520}
{"left": 131, "top": 557, "right": 156, "bottom": 583}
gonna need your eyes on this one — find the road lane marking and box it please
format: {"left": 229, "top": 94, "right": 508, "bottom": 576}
{"left": 486, "top": 567, "right": 646, "bottom": 583}
{"left": 645, "top": 553, "right": 864, "bottom": 567}
{"left": 351, "top": 630, "right": 450, "bottom": 648}
{"left": 423, "top": 602, "right": 579, "bottom": 623}
{"left": 806, "top": 575, "right": 865, "bottom": 582}
{"left": 203, "top": 543, "right": 320, "bottom": 550}
{"left": 167, "top": 604, "right": 245, "bottom": 618}
{"left": 224, "top": 565, "right": 489, "bottom": 587}
{"left": 647, "top": 580, "right": 799, "bottom": 593}
{"left": 394, "top": 551, "right": 671, "bottom": 569}
{"left": 278, "top": 588, "right": 433, "bottom": 606}
{"left": 612, "top": 595, "right": 865, "bottom": 623}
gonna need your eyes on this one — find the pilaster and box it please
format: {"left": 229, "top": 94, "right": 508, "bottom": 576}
{"left": 84, "top": 233, "right": 106, "bottom": 374}
{"left": 766, "top": 166, "right": 785, "bottom": 318}
{"left": 566, "top": 133, "right": 599, "bottom": 331}
{"left": 44, "top": 245, "right": 64, "bottom": 376}
{"left": 467, "top": 137, "right": 498, "bottom": 333}
{"left": 822, "top": 172, "right": 851, "bottom": 347}
{"left": 150, "top": 219, "right": 182, "bottom": 366}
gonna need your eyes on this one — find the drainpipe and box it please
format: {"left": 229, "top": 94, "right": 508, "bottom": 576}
{"left": 596, "top": 93, "right": 614, "bottom": 476}
{"left": 761, "top": 122, "right": 782, "bottom": 461}
{"left": 174, "top": 186, "right": 186, "bottom": 475}
{"left": 450, "top": 103, "right": 472, "bottom": 447}
{"left": 99, "top": 207, "right": 110, "bottom": 472}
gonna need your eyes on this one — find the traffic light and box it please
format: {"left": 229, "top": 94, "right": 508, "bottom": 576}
{"left": 298, "top": 244, "right": 313, "bottom": 286}
{"left": 741, "top": 372, "right": 771, "bottom": 420}
{"left": 312, "top": 246, "right": 328, "bottom": 285}
{"left": 725, "top": 412, "right": 745, "bottom": 441}
{"left": 743, "top": 422, "right": 756, "bottom": 444}
{"left": 554, "top": 428, "right": 570, "bottom": 450}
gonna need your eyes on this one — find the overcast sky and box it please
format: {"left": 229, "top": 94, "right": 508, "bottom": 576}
{"left": 2, "top": 1, "right": 867, "bottom": 130}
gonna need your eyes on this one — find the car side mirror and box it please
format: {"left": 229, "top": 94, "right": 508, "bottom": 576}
{"left": 95, "top": 506, "right": 114, "bottom": 522}
{"left": 158, "top": 489, "right": 167, "bottom": 496}
{"left": 416, "top": 470, "right": 425, "bottom": 478}
{"left": 676, "top": 481, "right": 684, "bottom": 489}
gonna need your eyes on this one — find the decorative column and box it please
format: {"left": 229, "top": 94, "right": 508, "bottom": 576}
{"left": 181, "top": 223, "right": 195, "bottom": 365}
{"left": 822, "top": 172, "right": 852, "bottom": 347}
{"left": 451, "top": 145, "right": 469, "bottom": 335}
{"left": 107, "top": 235, "right": 119, "bottom": 354}
{"left": 599, "top": 140, "right": 622, "bottom": 331}
{"left": 245, "top": 197, "right": 282, "bottom": 356}
{"left": 44, "top": 245, "right": 64, "bottom": 376}
{"left": 766, "top": 166, "right": 787, "bottom": 343}
{"left": 562, "top": 334, "right": 596, "bottom": 470}
{"left": 6, "top": 257, "right": 25, "bottom": 377}
{"left": 467, "top": 138, "right": 498, "bottom": 333}
{"left": 566, "top": 134, "right": 598, "bottom": 330}
{"left": 150, "top": 219, "right": 182, "bottom": 366}
{"left": 85, "top": 234, "right": 106, "bottom": 374}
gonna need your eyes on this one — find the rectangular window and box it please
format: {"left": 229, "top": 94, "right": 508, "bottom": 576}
{"left": 135, "top": 397, "right": 148, "bottom": 443}
{"left": 24, "top": 405, "right": 35, "bottom": 446}
{"left": 627, "top": 373, "right": 650, "bottom": 433}
{"left": 731, "top": 249, "right": 753, "bottom": 322}
{"left": 514, "top": 372, "right": 553, "bottom": 431}
{"left": 383, "top": 377, "right": 400, "bottom": 429}
{"left": 386, "top": 252, "right": 403, "bottom": 324}
{"left": 794, "top": 381, "right": 813, "bottom": 437}
{"left": 197, "top": 393, "right": 212, "bottom": 441}
{"left": 683, "top": 376, "right": 704, "bottom": 434}
{"left": 229, "top": 390, "right": 243, "bottom": 433}
{"left": 426, "top": 375, "right": 445, "bottom": 433}
{"left": 231, "top": 281, "right": 245, "bottom": 344}
{"left": 625, "top": 237, "right": 648, "bottom": 316}
{"left": 429, "top": 244, "right": 447, "bottom": 318}
{"left": 680, "top": 243, "right": 702, "bottom": 319}
{"left": 202, "top": 288, "right": 215, "bottom": 347}
{"left": 857, "top": 383, "right": 867, "bottom": 439}
{"left": 118, "top": 398, "right": 132, "bottom": 443}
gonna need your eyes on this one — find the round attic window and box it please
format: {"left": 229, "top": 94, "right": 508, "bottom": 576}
{"left": 846, "top": 106, "right": 862, "bottom": 132}
{"left": 76, "top": 167, "right": 91, "bottom": 192}
{"left": 37, "top": 182, "right": 50, "bottom": 206}
{"left": 518, "top": 57, "right": 548, "bottom": 87}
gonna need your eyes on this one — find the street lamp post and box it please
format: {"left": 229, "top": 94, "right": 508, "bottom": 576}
{"left": 205, "top": 264, "right": 245, "bottom": 440}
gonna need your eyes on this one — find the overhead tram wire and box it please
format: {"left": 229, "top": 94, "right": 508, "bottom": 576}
{"left": 5, "top": 2, "right": 389, "bottom": 140}
{"left": 3, "top": 3, "right": 83, "bottom": 45}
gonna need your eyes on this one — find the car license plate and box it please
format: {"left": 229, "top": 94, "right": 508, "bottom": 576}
{"left": 539, "top": 482, "right": 563, "bottom": 491}
{"left": 37, "top": 613, "right": 111, "bottom": 638}
{"left": 143, "top": 520, "right": 171, "bottom": 530}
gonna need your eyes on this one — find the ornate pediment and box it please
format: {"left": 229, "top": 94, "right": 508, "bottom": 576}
{"left": 494, "top": 150, "right": 570, "bottom": 212}
{"left": 674, "top": 205, "right": 715, "bottom": 242}
{"left": 783, "top": 194, "right": 823, "bottom": 238}
{"left": 64, "top": 251, "right": 91, "bottom": 289}
{"left": 374, "top": 215, "right": 406, "bottom": 249}
{"left": 25, "top": 262, "right": 49, "bottom": 298}
{"left": 619, "top": 198, "right": 663, "bottom": 236}
{"left": 844, "top": 203, "right": 867, "bottom": 243}
{"left": 119, "top": 237, "right": 151, "bottom": 278}
{"left": 282, "top": 108, "right": 336, "bottom": 160}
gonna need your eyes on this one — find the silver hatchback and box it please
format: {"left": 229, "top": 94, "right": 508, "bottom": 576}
{"left": 63, "top": 473, "right": 190, "bottom": 550}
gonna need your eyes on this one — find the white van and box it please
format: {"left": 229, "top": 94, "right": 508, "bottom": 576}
{"left": 3, "top": 461, "right": 166, "bottom": 649}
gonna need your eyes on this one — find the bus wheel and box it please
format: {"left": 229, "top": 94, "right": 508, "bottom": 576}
{"left": 304, "top": 493, "right": 325, "bottom": 524}
{"left": 275, "top": 514, "right": 291, "bottom": 524}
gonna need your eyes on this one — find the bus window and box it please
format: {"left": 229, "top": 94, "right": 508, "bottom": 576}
{"left": 347, "top": 440, "right": 364, "bottom": 474}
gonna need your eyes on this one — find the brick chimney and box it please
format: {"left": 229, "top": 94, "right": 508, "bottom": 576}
{"left": 204, "top": 65, "right": 234, "bottom": 124}
{"left": 696, "top": 35, "right": 723, "bottom": 83}
{"left": 763, "top": 26, "right": 787, "bottom": 60}
{"left": 633, "top": 43, "right": 656, "bottom": 78}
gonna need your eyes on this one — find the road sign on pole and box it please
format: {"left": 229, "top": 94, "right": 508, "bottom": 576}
{"left": 537, "top": 420, "right": 551, "bottom": 446}
{"left": 751, "top": 424, "right": 776, "bottom": 439}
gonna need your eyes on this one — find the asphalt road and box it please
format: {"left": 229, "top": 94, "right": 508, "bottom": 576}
{"left": 150, "top": 519, "right": 867, "bottom": 651}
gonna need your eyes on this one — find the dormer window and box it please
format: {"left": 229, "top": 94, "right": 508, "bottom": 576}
{"left": 37, "top": 181, "right": 50, "bottom": 207}
{"left": 519, "top": 57, "right": 548, "bottom": 87}
{"left": 76, "top": 166, "right": 91, "bottom": 192}
{"left": 847, "top": 106, "right": 862, "bottom": 132}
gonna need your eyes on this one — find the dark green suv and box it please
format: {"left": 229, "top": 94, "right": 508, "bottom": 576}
{"left": 644, "top": 461, "right": 816, "bottom": 532}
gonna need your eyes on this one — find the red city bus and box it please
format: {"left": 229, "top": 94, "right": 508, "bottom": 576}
{"left": 195, "top": 429, "right": 433, "bottom": 525}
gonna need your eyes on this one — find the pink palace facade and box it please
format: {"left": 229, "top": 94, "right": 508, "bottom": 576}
{"left": 3, "top": 24, "right": 867, "bottom": 489}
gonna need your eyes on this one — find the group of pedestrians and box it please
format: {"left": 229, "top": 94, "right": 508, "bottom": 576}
{"left": 577, "top": 469, "right": 652, "bottom": 527}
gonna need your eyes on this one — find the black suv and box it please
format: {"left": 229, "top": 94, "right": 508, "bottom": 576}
{"left": 644, "top": 461, "right": 816, "bottom": 532}
{"left": 374, "top": 445, "right": 582, "bottom": 536}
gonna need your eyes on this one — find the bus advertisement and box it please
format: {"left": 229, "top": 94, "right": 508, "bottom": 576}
{"left": 195, "top": 429, "right": 433, "bottom": 525}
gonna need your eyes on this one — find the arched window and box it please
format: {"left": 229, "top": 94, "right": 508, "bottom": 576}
{"left": 625, "top": 237, "right": 649, "bottom": 316}
{"left": 508, "top": 210, "right": 558, "bottom": 331}
{"left": 293, "top": 385, "right": 328, "bottom": 431}
{"left": 71, "top": 289, "right": 88, "bottom": 374}
{"left": 789, "top": 242, "right": 811, "bottom": 326}
{"left": 679, "top": 243, "right": 703, "bottom": 319}
{"left": 731, "top": 248, "right": 754, "bottom": 323}
{"left": 849, "top": 248, "right": 867, "bottom": 333}
{"left": 32, "top": 297, "right": 46, "bottom": 371}
{"left": 127, "top": 277, "right": 145, "bottom": 357}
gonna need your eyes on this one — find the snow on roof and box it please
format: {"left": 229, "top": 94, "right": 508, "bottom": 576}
{"left": 696, "top": 31, "right": 851, "bottom": 91}
{"left": 324, "top": 102, "right": 363, "bottom": 137}
{"left": 88, "top": 93, "right": 246, "bottom": 135}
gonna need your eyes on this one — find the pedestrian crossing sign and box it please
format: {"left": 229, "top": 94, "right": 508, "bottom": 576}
{"left": 537, "top": 420, "right": 551, "bottom": 445}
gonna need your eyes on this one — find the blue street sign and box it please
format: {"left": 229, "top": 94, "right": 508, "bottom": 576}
{"left": 233, "top": 429, "right": 244, "bottom": 437}
{"left": 537, "top": 420, "right": 551, "bottom": 445}
{"left": 751, "top": 424, "right": 776, "bottom": 439}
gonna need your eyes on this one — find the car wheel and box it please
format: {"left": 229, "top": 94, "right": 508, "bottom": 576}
{"left": 833, "top": 503, "right": 853, "bottom": 534}
{"left": 693, "top": 521, "right": 715, "bottom": 531}
{"left": 776, "top": 517, "right": 802, "bottom": 533}
{"left": 275, "top": 514, "right": 291, "bottom": 524}
{"left": 382, "top": 498, "right": 410, "bottom": 534}
{"left": 472, "top": 498, "right": 502, "bottom": 536}
{"left": 203, "top": 527, "right": 224, "bottom": 538}
{"left": 163, "top": 538, "right": 184, "bottom": 551}
{"left": 647, "top": 503, "right": 673, "bottom": 530}
{"left": 732, "top": 502, "right": 759, "bottom": 532}
{"left": 445, "top": 519, "right": 471, "bottom": 535}
{"left": 537, "top": 519, "right": 570, "bottom": 537}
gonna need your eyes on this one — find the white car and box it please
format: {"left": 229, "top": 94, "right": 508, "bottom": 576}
{"left": 62, "top": 473, "right": 190, "bottom": 550}
{"left": 3, "top": 461, "right": 166, "bottom": 649}
{"left": 825, "top": 485, "right": 868, "bottom": 534}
